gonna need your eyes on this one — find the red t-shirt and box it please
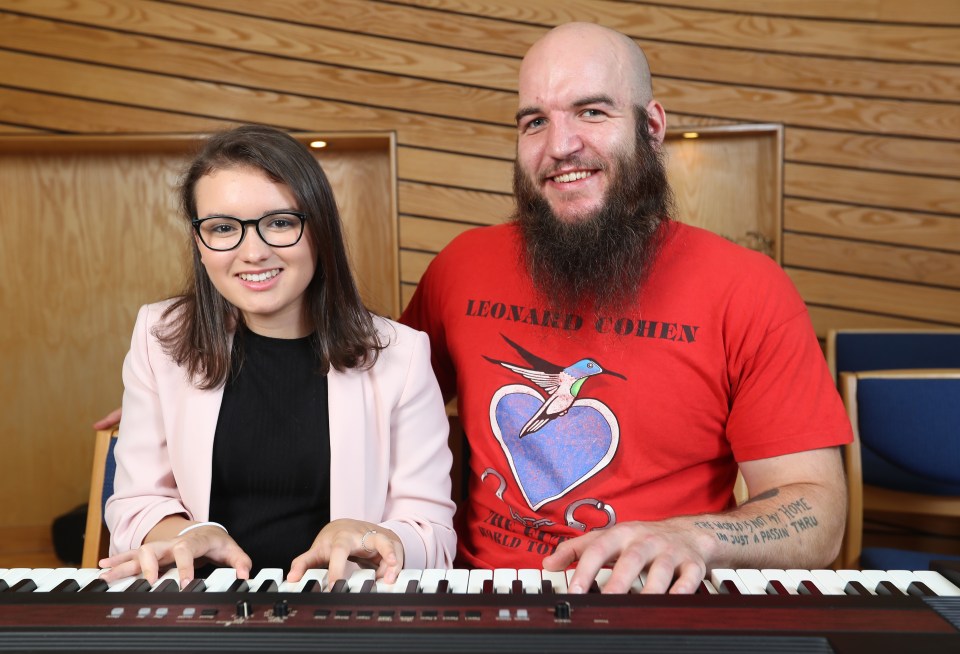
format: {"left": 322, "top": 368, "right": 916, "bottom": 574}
{"left": 401, "top": 221, "right": 852, "bottom": 569}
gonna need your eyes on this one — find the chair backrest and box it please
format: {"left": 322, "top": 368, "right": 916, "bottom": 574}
{"left": 826, "top": 328, "right": 960, "bottom": 384}
{"left": 837, "top": 369, "right": 960, "bottom": 569}
{"left": 81, "top": 428, "right": 119, "bottom": 568}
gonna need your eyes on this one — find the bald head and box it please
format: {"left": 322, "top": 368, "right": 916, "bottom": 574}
{"left": 520, "top": 22, "right": 654, "bottom": 106}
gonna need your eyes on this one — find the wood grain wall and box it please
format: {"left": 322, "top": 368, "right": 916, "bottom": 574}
{"left": 0, "top": 0, "right": 958, "bottom": 532}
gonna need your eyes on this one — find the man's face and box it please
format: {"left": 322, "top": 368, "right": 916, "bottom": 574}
{"left": 516, "top": 44, "right": 638, "bottom": 224}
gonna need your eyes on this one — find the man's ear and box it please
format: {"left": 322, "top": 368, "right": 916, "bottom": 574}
{"left": 645, "top": 99, "right": 667, "bottom": 146}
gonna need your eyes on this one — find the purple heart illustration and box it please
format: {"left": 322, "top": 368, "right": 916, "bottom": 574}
{"left": 489, "top": 385, "right": 619, "bottom": 509}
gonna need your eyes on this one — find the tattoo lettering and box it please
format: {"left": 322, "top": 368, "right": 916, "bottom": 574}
{"left": 694, "top": 496, "right": 820, "bottom": 546}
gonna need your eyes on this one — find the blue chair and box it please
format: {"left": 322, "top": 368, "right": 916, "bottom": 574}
{"left": 838, "top": 369, "right": 960, "bottom": 570}
{"left": 827, "top": 328, "right": 960, "bottom": 383}
{"left": 81, "top": 428, "right": 119, "bottom": 568}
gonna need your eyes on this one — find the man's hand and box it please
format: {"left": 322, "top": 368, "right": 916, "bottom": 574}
{"left": 543, "top": 519, "right": 712, "bottom": 594}
{"left": 93, "top": 407, "right": 122, "bottom": 430}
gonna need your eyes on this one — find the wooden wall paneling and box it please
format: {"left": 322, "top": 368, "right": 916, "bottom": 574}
{"left": 783, "top": 233, "right": 960, "bottom": 288}
{"left": 788, "top": 269, "right": 960, "bottom": 325}
{"left": 785, "top": 163, "right": 959, "bottom": 216}
{"left": 0, "top": 0, "right": 523, "bottom": 91}
{"left": 0, "top": 132, "right": 395, "bottom": 532}
{"left": 392, "top": 0, "right": 960, "bottom": 63}
{"left": 400, "top": 250, "right": 435, "bottom": 286}
{"left": 0, "top": 50, "right": 515, "bottom": 159}
{"left": 398, "top": 147, "right": 513, "bottom": 194}
{"left": 807, "top": 306, "right": 954, "bottom": 337}
{"left": 649, "top": 0, "right": 960, "bottom": 24}
{"left": 655, "top": 78, "right": 959, "bottom": 141}
{"left": 784, "top": 199, "right": 960, "bottom": 253}
{"left": 785, "top": 127, "right": 960, "bottom": 178}
{"left": 398, "top": 181, "right": 513, "bottom": 225}
{"left": 0, "top": 11, "right": 517, "bottom": 125}
{"left": 400, "top": 216, "right": 477, "bottom": 253}
{"left": 195, "top": 0, "right": 540, "bottom": 57}
{"left": 0, "top": 87, "right": 227, "bottom": 135}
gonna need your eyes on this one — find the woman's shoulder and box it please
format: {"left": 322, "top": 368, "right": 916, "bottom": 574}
{"left": 371, "top": 314, "right": 425, "bottom": 350}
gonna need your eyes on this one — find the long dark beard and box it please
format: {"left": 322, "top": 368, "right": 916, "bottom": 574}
{"left": 513, "top": 106, "right": 674, "bottom": 315}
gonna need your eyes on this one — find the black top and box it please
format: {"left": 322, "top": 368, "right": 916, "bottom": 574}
{"left": 208, "top": 325, "right": 331, "bottom": 572}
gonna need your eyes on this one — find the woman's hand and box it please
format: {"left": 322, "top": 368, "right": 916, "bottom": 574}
{"left": 287, "top": 519, "right": 404, "bottom": 587}
{"left": 98, "top": 523, "right": 252, "bottom": 589}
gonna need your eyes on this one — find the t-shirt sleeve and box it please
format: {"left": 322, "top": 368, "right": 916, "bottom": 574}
{"left": 723, "top": 263, "right": 853, "bottom": 461}
{"left": 399, "top": 254, "right": 458, "bottom": 402}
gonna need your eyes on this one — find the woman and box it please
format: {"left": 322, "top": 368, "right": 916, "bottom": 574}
{"left": 101, "top": 125, "right": 455, "bottom": 590}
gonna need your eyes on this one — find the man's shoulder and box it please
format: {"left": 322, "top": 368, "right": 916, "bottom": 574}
{"left": 665, "top": 221, "right": 781, "bottom": 274}
{"left": 436, "top": 223, "right": 518, "bottom": 259}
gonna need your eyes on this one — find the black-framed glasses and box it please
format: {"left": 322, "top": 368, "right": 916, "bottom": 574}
{"left": 191, "top": 211, "right": 307, "bottom": 251}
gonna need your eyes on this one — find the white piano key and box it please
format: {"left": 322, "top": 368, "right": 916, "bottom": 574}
{"left": 106, "top": 575, "right": 144, "bottom": 592}
{"left": 885, "top": 570, "right": 932, "bottom": 594}
{"left": 914, "top": 570, "right": 960, "bottom": 596}
{"left": 734, "top": 569, "right": 773, "bottom": 595}
{"left": 630, "top": 571, "right": 647, "bottom": 594}
{"left": 150, "top": 568, "right": 181, "bottom": 590}
{"left": 710, "top": 569, "right": 749, "bottom": 594}
{"left": 861, "top": 569, "right": 903, "bottom": 595}
{"left": 799, "top": 569, "right": 846, "bottom": 595}
{"left": 247, "top": 568, "right": 284, "bottom": 591}
{"left": 518, "top": 569, "right": 543, "bottom": 594}
{"left": 760, "top": 569, "right": 799, "bottom": 595}
{"left": 69, "top": 569, "right": 106, "bottom": 591}
{"left": 417, "top": 568, "right": 446, "bottom": 593}
{"left": 541, "top": 569, "right": 567, "bottom": 593}
{"left": 34, "top": 568, "right": 79, "bottom": 593}
{"left": 593, "top": 568, "right": 613, "bottom": 591}
{"left": 346, "top": 568, "right": 376, "bottom": 593}
{"left": 377, "top": 568, "right": 420, "bottom": 593}
{"left": 445, "top": 569, "right": 469, "bottom": 594}
{"left": 698, "top": 577, "right": 719, "bottom": 594}
{"left": 836, "top": 569, "right": 876, "bottom": 594}
{"left": 467, "top": 568, "right": 493, "bottom": 594}
{"left": 0, "top": 568, "right": 34, "bottom": 587}
{"left": 279, "top": 569, "right": 328, "bottom": 593}
{"left": 492, "top": 568, "right": 517, "bottom": 594}
{"left": 202, "top": 567, "right": 238, "bottom": 592}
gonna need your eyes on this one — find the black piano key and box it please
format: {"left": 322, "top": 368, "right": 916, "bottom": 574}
{"left": 51, "top": 579, "right": 81, "bottom": 593}
{"left": 0, "top": 580, "right": 7, "bottom": 592}
{"left": 182, "top": 579, "right": 207, "bottom": 593}
{"left": 254, "top": 580, "right": 279, "bottom": 593}
{"left": 9, "top": 579, "right": 38, "bottom": 593}
{"left": 718, "top": 579, "right": 741, "bottom": 595}
{"left": 541, "top": 579, "right": 554, "bottom": 594}
{"left": 124, "top": 579, "right": 153, "bottom": 593}
{"left": 358, "top": 579, "right": 376, "bottom": 594}
{"left": 907, "top": 581, "right": 936, "bottom": 597}
{"left": 588, "top": 580, "right": 602, "bottom": 594}
{"left": 226, "top": 579, "right": 250, "bottom": 593}
{"left": 765, "top": 580, "right": 789, "bottom": 595}
{"left": 79, "top": 579, "right": 109, "bottom": 593}
{"left": 330, "top": 578, "right": 349, "bottom": 593}
{"left": 695, "top": 581, "right": 712, "bottom": 594}
{"left": 797, "top": 580, "right": 823, "bottom": 596}
{"left": 435, "top": 579, "right": 450, "bottom": 594}
{"left": 152, "top": 579, "right": 180, "bottom": 593}
{"left": 301, "top": 579, "right": 323, "bottom": 593}
{"left": 875, "top": 580, "right": 904, "bottom": 596}
{"left": 481, "top": 579, "right": 494, "bottom": 594}
{"left": 403, "top": 579, "right": 420, "bottom": 594}
{"left": 511, "top": 579, "right": 525, "bottom": 595}
{"left": 844, "top": 580, "right": 870, "bottom": 596}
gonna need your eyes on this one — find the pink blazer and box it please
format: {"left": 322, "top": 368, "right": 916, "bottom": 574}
{"left": 104, "top": 301, "right": 456, "bottom": 570}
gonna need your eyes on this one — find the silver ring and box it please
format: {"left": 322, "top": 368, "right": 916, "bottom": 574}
{"left": 360, "top": 529, "right": 377, "bottom": 553}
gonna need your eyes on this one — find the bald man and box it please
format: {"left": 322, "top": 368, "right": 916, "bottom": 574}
{"left": 401, "top": 23, "right": 852, "bottom": 593}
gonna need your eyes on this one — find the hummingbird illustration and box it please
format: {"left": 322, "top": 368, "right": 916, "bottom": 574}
{"left": 484, "top": 334, "right": 626, "bottom": 438}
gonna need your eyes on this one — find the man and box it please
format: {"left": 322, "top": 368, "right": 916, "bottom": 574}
{"left": 400, "top": 22, "right": 851, "bottom": 594}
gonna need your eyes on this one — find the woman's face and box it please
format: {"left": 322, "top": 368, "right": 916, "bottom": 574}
{"left": 194, "top": 166, "right": 318, "bottom": 338}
